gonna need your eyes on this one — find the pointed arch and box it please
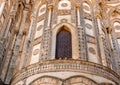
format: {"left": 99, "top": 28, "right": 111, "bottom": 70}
{"left": 51, "top": 23, "right": 79, "bottom": 59}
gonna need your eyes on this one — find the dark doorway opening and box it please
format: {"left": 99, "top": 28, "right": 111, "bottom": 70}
{"left": 56, "top": 26, "right": 72, "bottom": 59}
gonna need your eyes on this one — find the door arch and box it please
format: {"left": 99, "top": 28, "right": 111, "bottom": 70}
{"left": 56, "top": 26, "right": 72, "bottom": 59}
{"left": 51, "top": 23, "right": 79, "bottom": 59}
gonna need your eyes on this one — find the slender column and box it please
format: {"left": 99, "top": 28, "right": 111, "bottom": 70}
{"left": 0, "top": 1, "right": 5, "bottom": 17}
{"left": 96, "top": 16, "right": 107, "bottom": 66}
{"left": 4, "top": 19, "right": 12, "bottom": 38}
{"left": 97, "top": 17, "right": 102, "bottom": 35}
{"left": 47, "top": 5, "right": 53, "bottom": 27}
{"left": 76, "top": 4, "right": 81, "bottom": 27}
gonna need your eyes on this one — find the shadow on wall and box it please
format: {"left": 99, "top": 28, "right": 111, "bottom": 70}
{"left": 0, "top": 79, "right": 9, "bottom": 85}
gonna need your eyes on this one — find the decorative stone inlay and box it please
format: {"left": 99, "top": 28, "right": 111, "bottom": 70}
{"left": 115, "top": 25, "right": 120, "bottom": 30}
{"left": 37, "top": 25, "right": 43, "bottom": 31}
{"left": 89, "top": 47, "right": 96, "bottom": 54}
{"left": 61, "top": 3, "right": 68, "bottom": 7}
{"left": 85, "top": 23, "right": 92, "bottom": 29}
{"left": 33, "top": 49, "right": 39, "bottom": 55}
{"left": 12, "top": 60, "right": 120, "bottom": 85}
{"left": 58, "top": 10, "right": 71, "bottom": 15}
{"left": 40, "top": 8, "right": 46, "bottom": 13}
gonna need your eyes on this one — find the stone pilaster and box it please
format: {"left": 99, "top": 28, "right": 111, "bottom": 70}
{"left": 96, "top": 15, "right": 107, "bottom": 66}
{"left": 77, "top": 2, "right": 88, "bottom": 60}
{"left": 93, "top": 13, "right": 102, "bottom": 64}
{"left": 40, "top": 5, "right": 53, "bottom": 61}
{"left": 4, "top": 7, "right": 29, "bottom": 84}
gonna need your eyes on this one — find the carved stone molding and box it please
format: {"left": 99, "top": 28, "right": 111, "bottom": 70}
{"left": 11, "top": 60, "right": 120, "bottom": 85}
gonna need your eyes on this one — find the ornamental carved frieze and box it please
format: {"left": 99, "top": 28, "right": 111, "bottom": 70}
{"left": 58, "top": 10, "right": 71, "bottom": 15}
{"left": 11, "top": 60, "right": 120, "bottom": 85}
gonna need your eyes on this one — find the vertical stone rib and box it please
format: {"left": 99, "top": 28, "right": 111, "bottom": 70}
{"left": 4, "top": 7, "right": 29, "bottom": 84}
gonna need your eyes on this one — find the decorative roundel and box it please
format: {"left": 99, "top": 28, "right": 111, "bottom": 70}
{"left": 37, "top": 25, "right": 43, "bottom": 31}
{"left": 61, "top": 3, "right": 68, "bottom": 7}
{"left": 114, "top": 22, "right": 120, "bottom": 30}
{"left": 83, "top": 5, "right": 90, "bottom": 11}
{"left": 115, "top": 25, "right": 120, "bottom": 30}
{"left": 40, "top": 7, "right": 46, "bottom": 13}
{"left": 89, "top": 47, "right": 96, "bottom": 55}
{"left": 33, "top": 49, "right": 40, "bottom": 55}
{"left": 85, "top": 23, "right": 92, "bottom": 29}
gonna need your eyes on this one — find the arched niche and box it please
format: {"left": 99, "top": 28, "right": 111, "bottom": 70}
{"left": 34, "top": 20, "right": 44, "bottom": 39}
{"left": 110, "top": 19, "right": 120, "bottom": 49}
{"left": 113, "top": 20, "right": 120, "bottom": 32}
{"left": 38, "top": 4, "right": 46, "bottom": 16}
{"left": 30, "top": 43, "right": 41, "bottom": 65}
{"left": 30, "top": 76, "right": 62, "bottom": 85}
{"left": 84, "top": 19, "right": 95, "bottom": 36}
{"left": 51, "top": 23, "right": 79, "bottom": 60}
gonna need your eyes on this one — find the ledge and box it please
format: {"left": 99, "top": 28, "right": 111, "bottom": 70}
{"left": 11, "top": 59, "right": 120, "bottom": 85}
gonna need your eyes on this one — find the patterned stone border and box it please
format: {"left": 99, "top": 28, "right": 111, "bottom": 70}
{"left": 11, "top": 60, "right": 120, "bottom": 85}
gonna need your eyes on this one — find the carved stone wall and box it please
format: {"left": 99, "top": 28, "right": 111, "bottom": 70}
{"left": 0, "top": 0, "right": 120, "bottom": 85}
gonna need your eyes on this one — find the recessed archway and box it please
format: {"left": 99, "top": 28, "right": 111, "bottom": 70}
{"left": 51, "top": 23, "right": 79, "bottom": 60}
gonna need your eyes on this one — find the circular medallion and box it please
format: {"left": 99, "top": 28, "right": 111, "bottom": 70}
{"left": 115, "top": 25, "right": 120, "bottom": 30}
{"left": 61, "top": 3, "right": 68, "bottom": 7}
{"left": 33, "top": 49, "right": 39, "bottom": 55}
{"left": 85, "top": 23, "right": 92, "bottom": 29}
{"left": 40, "top": 7, "right": 46, "bottom": 12}
{"left": 89, "top": 47, "right": 96, "bottom": 54}
{"left": 37, "top": 25, "right": 43, "bottom": 31}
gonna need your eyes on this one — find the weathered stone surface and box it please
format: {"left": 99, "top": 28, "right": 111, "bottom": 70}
{"left": 0, "top": 0, "right": 120, "bottom": 85}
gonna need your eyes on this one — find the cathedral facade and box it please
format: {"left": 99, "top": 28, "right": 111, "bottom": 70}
{"left": 0, "top": 0, "right": 120, "bottom": 85}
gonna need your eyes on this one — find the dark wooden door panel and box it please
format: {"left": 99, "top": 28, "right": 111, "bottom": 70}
{"left": 56, "top": 27, "right": 72, "bottom": 59}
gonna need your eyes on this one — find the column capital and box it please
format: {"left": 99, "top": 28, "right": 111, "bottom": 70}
{"left": 30, "top": 14, "right": 36, "bottom": 20}
{"left": 48, "top": 5, "right": 53, "bottom": 10}
{"left": 96, "top": 14, "right": 101, "bottom": 19}
{"left": 76, "top": 3, "right": 80, "bottom": 8}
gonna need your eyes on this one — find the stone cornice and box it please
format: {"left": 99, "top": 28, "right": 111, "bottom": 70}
{"left": 11, "top": 60, "right": 120, "bottom": 85}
